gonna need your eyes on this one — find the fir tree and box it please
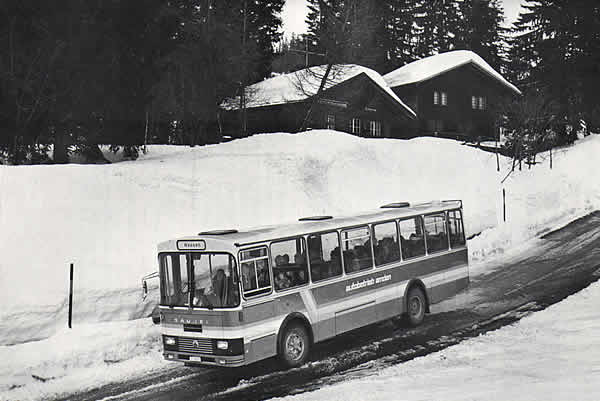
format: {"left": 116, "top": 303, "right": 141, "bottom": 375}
{"left": 456, "top": 0, "right": 507, "bottom": 71}
{"left": 510, "top": 0, "right": 600, "bottom": 136}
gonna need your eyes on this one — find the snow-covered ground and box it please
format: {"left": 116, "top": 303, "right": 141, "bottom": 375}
{"left": 275, "top": 280, "right": 600, "bottom": 401}
{"left": 1, "top": 130, "right": 599, "bottom": 400}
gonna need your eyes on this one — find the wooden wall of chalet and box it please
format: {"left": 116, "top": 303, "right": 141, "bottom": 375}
{"left": 391, "top": 64, "right": 517, "bottom": 140}
{"left": 309, "top": 74, "right": 416, "bottom": 138}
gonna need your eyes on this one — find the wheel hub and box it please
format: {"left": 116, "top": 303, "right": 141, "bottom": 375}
{"left": 410, "top": 296, "right": 422, "bottom": 316}
{"left": 286, "top": 332, "right": 304, "bottom": 360}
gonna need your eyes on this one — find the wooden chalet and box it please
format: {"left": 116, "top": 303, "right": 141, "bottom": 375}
{"left": 220, "top": 65, "right": 417, "bottom": 138}
{"left": 384, "top": 50, "right": 522, "bottom": 140}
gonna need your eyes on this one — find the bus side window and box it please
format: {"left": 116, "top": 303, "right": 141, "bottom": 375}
{"left": 341, "top": 226, "right": 373, "bottom": 273}
{"left": 373, "top": 221, "right": 400, "bottom": 266}
{"left": 448, "top": 210, "right": 466, "bottom": 248}
{"left": 399, "top": 217, "right": 426, "bottom": 259}
{"left": 308, "top": 232, "right": 342, "bottom": 282}
{"left": 424, "top": 213, "right": 449, "bottom": 253}
{"left": 240, "top": 247, "right": 271, "bottom": 297}
{"left": 271, "top": 237, "right": 308, "bottom": 291}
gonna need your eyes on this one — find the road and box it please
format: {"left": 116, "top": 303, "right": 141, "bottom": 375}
{"left": 60, "top": 211, "right": 600, "bottom": 401}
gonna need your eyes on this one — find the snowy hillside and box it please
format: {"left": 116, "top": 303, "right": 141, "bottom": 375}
{"left": 1, "top": 130, "right": 599, "bottom": 400}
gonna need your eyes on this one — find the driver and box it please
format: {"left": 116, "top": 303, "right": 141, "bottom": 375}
{"left": 194, "top": 269, "right": 226, "bottom": 307}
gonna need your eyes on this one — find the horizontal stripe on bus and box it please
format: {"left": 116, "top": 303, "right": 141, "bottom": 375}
{"left": 163, "top": 270, "right": 469, "bottom": 343}
{"left": 312, "top": 249, "right": 467, "bottom": 305}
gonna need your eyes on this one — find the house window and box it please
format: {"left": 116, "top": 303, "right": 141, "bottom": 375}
{"left": 472, "top": 96, "right": 487, "bottom": 110}
{"left": 350, "top": 118, "right": 361, "bottom": 135}
{"left": 369, "top": 120, "right": 382, "bottom": 137}
{"left": 326, "top": 114, "right": 335, "bottom": 130}
{"left": 434, "top": 91, "right": 448, "bottom": 106}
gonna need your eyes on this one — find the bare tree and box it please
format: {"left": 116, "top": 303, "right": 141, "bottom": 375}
{"left": 497, "top": 92, "right": 559, "bottom": 182}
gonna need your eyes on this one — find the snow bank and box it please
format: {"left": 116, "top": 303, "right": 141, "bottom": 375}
{"left": 2, "top": 131, "right": 599, "bottom": 344}
{"left": 469, "top": 134, "right": 600, "bottom": 262}
{"left": 0, "top": 130, "right": 503, "bottom": 343}
{"left": 0, "top": 320, "right": 163, "bottom": 401}
{"left": 274, "top": 280, "right": 600, "bottom": 401}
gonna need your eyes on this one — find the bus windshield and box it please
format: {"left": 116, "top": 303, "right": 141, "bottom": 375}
{"left": 159, "top": 252, "right": 240, "bottom": 308}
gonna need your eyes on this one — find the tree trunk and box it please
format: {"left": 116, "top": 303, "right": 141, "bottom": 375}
{"left": 53, "top": 131, "right": 69, "bottom": 164}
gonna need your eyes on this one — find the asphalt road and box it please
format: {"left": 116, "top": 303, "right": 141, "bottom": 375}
{"left": 61, "top": 211, "right": 600, "bottom": 401}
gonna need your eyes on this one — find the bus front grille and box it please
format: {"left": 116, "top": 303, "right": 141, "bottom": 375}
{"left": 178, "top": 337, "right": 214, "bottom": 354}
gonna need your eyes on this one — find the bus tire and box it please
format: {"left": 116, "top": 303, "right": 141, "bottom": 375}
{"left": 279, "top": 323, "right": 310, "bottom": 368}
{"left": 405, "top": 286, "right": 427, "bottom": 327}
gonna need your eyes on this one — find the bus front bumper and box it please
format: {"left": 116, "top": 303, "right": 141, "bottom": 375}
{"left": 163, "top": 351, "right": 245, "bottom": 367}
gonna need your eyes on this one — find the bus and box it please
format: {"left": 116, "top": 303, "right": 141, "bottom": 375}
{"left": 153, "top": 200, "right": 468, "bottom": 368}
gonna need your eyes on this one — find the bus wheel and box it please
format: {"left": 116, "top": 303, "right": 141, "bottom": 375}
{"left": 279, "top": 323, "right": 310, "bottom": 368}
{"left": 405, "top": 286, "right": 426, "bottom": 327}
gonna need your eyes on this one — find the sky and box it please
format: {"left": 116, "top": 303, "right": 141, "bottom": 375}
{"left": 281, "top": 0, "right": 525, "bottom": 37}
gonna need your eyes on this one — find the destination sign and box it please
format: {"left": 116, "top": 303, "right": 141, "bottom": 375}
{"left": 177, "top": 240, "right": 206, "bottom": 250}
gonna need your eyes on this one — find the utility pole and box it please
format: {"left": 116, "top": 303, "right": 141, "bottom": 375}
{"left": 289, "top": 38, "right": 326, "bottom": 67}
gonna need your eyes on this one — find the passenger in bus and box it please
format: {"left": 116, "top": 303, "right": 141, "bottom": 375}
{"left": 257, "top": 260, "right": 270, "bottom": 287}
{"left": 275, "top": 271, "right": 291, "bottom": 289}
{"left": 294, "top": 252, "right": 306, "bottom": 266}
{"left": 343, "top": 249, "right": 357, "bottom": 272}
{"left": 410, "top": 233, "right": 425, "bottom": 255}
{"left": 309, "top": 247, "right": 321, "bottom": 263}
{"left": 275, "top": 254, "right": 285, "bottom": 267}
{"left": 282, "top": 254, "right": 290, "bottom": 265}
{"left": 297, "top": 269, "right": 307, "bottom": 284}
{"left": 376, "top": 237, "right": 396, "bottom": 264}
{"left": 354, "top": 245, "right": 369, "bottom": 267}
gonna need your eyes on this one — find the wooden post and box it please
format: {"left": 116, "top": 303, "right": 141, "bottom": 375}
{"left": 68, "top": 263, "right": 74, "bottom": 328}
{"left": 503, "top": 188, "right": 506, "bottom": 222}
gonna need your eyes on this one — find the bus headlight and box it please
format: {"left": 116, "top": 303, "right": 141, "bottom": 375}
{"left": 164, "top": 336, "right": 176, "bottom": 346}
{"left": 216, "top": 340, "right": 229, "bottom": 350}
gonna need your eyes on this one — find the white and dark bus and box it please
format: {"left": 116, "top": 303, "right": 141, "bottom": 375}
{"left": 154, "top": 200, "right": 468, "bottom": 367}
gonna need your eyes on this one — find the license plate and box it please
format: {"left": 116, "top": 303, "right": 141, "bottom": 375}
{"left": 189, "top": 356, "right": 202, "bottom": 362}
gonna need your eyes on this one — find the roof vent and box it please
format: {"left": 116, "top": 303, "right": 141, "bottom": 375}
{"left": 380, "top": 202, "right": 410, "bottom": 209}
{"left": 299, "top": 215, "right": 333, "bottom": 221}
{"left": 198, "top": 229, "right": 238, "bottom": 235}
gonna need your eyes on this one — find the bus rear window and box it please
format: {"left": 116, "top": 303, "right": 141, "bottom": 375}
{"left": 448, "top": 210, "right": 466, "bottom": 248}
{"left": 240, "top": 247, "right": 271, "bottom": 297}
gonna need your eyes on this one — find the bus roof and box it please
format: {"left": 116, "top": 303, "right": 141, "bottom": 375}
{"left": 163, "top": 200, "right": 462, "bottom": 250}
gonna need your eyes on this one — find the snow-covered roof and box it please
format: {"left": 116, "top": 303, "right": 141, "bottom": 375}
{"left": 384, "top": 50, "right": 521, "bottom": 96}
{"left": 222, "top": 64, "right": 416, "bottom": 117}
